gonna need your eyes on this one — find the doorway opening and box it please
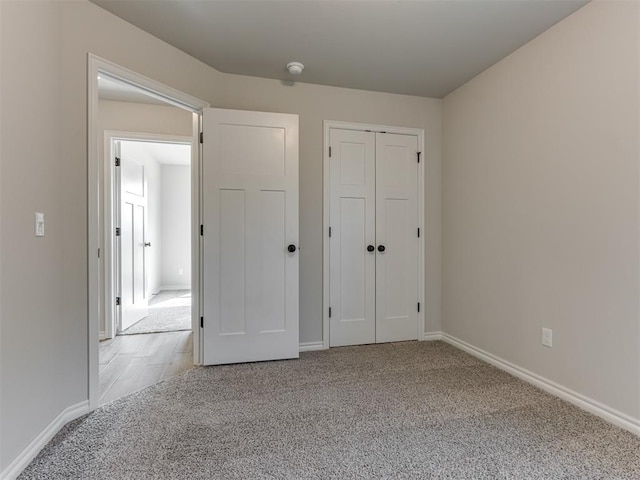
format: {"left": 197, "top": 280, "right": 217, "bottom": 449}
{"left": 100, "top": 111, "right": 194, "bottom": 405}
{"left": 110, "top": 138, "right": 192, "bottom": 337}
{"left": 88, "top": 55, "right": 209, "bottom": 408}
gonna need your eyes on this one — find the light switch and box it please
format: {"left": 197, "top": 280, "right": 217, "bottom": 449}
{"left": 35, "top": 212, "right": 45, "bottom": 237}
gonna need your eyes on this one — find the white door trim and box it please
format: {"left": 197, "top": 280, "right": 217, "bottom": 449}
{"left": 88, "top": 53, "right": 209, "bottom": 410}
{"left": 322, "top": 120, "right": 425, "bottom": 349}
{"left": 103, "top": 131, "right": 193, "bottom": 340}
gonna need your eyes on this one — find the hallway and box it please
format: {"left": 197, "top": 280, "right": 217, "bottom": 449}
{"left": 99, "top": 331, "right": 193, "bottom": 405}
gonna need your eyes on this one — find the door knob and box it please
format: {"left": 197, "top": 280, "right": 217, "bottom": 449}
{"left": 367, "top": 245, "right": 375, "bottom": 252}
{"left": 287, "top": 244, "right": 297, "bottom": 253}
{"left": 144, "top": 242, "right": 151, "bottom": 247}
{"left": 377, "top": 245, "right": 386, "bottom": 252}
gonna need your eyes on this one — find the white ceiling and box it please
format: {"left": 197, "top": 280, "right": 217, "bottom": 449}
{"left": 121, "top": 141, "right": 191, "bottom": 166}
{"left": 90, "top": 0, "right": 589, "bottom": 98}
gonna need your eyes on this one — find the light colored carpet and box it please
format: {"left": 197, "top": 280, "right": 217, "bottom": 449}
{"left": 19, "top": 341, "right": 640, "bottom": 479}
{"left": 122, "top": 290, "right": 191, "bottom": 335}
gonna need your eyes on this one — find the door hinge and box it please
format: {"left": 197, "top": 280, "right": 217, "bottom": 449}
{"left": 199, "top": 132, "right": 203, "bottom": 144}
{"left": 417, "top": 152, "right": 421, "bottom": 163}
{"left": 98, "top": 248, "right": 101, "bottom": 258}
{"left": 328, "top": 146, "right": 332, "bottom": 158}
{"left": 200, "top": 224, "right": 204, "bottom": 236}
{"left": 115, "top": 227, "right": 121, "bottom": 236}
{"left": 417, "top": 227, "right": 420, "bottom": 238}
{"left": 200, "top": 316, "right": 204, "bottom": 328}
{"left": 329, "top": 226, "right": 332, "bottom": 237}
{"left": 116, "top": 297, "right": 121, "bottom": 306}
{"left": 115, "top": 157, "right": 121, "bottom": 167}
{"left": 329, "top": 307, "right": 332, "bottom": 318}
{"left": 417, "top": 302, "right": 420, "bottom": 312}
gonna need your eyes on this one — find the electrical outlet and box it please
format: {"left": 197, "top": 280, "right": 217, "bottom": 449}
{"left": 178, "top": 268, "right": 183, "bottom": 276}
{"left": 542, "top": 328, "right": 553, "bottom": 348}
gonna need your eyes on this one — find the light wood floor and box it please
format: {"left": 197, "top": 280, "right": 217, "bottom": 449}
{"left": 99, "top": 331, "right": 193, "bottom": 405}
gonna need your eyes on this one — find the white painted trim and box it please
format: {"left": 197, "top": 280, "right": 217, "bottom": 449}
{"left": 99, "top": 330, "right": 107, "bottom": 341}
{"left": 322, "top": 120, "right": 425, "bottom": 349}
{"left": 423, "top": 331, "right": 443, "bottom": 341}
{"left": 88, "top": 53, "right": 209, "bottom": 410}
{"left": 0, "top": 401, "right": 89, "bottom": 480}
{"left": 158, "top": 285, "right": 192, "bottom": 291}
{"left": 192, "top": 112, "right": 203, "bottom": 366}
{"left": 441, "top": 333, "right": 640, "bottom": 436}
{"left": 299, "top": 341, "right": 326, "bottom": 352}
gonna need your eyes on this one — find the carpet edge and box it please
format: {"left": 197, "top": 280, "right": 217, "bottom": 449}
{"left": 441, "top": 333, "right": 640, "bottom": 437}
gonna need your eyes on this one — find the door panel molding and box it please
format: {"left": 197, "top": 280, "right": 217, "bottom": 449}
{"left": 323, "top": 121, "right": 425, "bottom": 349}
{"left": 202, "top": 108, "right": 299, "bottom": 365}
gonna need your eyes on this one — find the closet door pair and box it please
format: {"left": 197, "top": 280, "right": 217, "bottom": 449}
{"left": 329, "top": 128, "right": 419, "bottom": 347}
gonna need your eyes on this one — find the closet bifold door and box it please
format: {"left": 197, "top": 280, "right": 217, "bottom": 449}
{"left": 375, "top": 133, "right": 419, "bottom": 343}
{"left": 329, "top": 129, "right": 376, "bottom": 346}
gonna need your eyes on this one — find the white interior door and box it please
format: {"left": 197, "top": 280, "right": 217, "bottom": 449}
{"left": 375, "top": 133, "right": 419, "bottom": 342}
{"left": 329, "top": 129, "right": 376, "bottom": 346}
{"left": 119, "top": 143, "right": 149, "bottom": 331}
{"left": 328, "top": 129, "right": 419, "bottom": 346}
{"left": 202, "top": 108, "right": 299, "bottom": 365}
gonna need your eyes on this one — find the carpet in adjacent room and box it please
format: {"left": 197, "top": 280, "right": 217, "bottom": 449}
{"left": 122, "top": 290, "right": 191, "bottom": 335}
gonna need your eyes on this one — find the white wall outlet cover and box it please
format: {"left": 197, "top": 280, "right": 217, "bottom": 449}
{"left": 542, "top": 328, "right": 553, "bottom": 348}
{"left": 35, "top": 212, "right": 45, "bottom": 237}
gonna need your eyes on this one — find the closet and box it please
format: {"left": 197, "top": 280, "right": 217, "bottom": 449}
{"left": 328, "top": 126, "right": 421, "bottom": 347}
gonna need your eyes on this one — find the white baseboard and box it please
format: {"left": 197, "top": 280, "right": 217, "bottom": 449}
{"left": 441, "top": 333, "right": 640, "bottom": 436}
{"left": 99, "top": 330, "right": 107, "bottom": 341}
{"left": 157, "top": 285, "right": 191, "bottom": 292}
{"left": 299, "top": 341, "right": 326, "bottom": 352}
{"left": 423, "top": 331, "right": 443, "bottom": 341}
{"left": 0, "top": 400, "right": 89, "bottom": 480}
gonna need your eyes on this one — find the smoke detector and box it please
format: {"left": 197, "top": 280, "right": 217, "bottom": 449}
{"left": 287, "top": 62, "right": 304, "bottom": 75}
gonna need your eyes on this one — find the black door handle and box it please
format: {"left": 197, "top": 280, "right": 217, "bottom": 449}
{"left": 144, "top": 242, "right": 151, "bottom": 247}
{"left": 367, "top": 245, "right": 375, "bottom": 252}
{"left": 377, "top": 245, "right": 386, "bottom": 252}
{"left": 287, "top": 244, "right": 297, "bottom": 253}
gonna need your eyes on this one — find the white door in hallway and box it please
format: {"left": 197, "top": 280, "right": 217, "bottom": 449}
{"left": 329, "top": 129, "right": 419, "bottom": 346}
{"left": 202, "top": 108, "right": 299, "bottom": 365}
{"left": 119, "top": 142, "right": 149, "bottom": 331}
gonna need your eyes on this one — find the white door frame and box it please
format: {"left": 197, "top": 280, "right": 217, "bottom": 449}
{"left": 103, "top": 131, "right": 194, "bottom": 340}
{"left": 322, "top": 120, "right": 425, "bottom": 349}
{"left": 88, "top": 53, "right": 209, "bottom": 410}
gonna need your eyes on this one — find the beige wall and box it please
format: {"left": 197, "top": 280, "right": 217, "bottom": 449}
{"left": 1, "top": 1, "right": 441, "bottom": 471}
{"left": 98, "top": 100, "right": 193, "bottom": 138}
{"left": 213, "top": 75, "right": 442, "bottom": 342}
{"left": 1, "top": 1, "right": 67, "bottom": 470}
{"left": 442, "top": 0, "right": 640, "bottom": 418}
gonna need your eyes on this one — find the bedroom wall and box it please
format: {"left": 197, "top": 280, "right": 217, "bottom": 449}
{"left": 0, "top": 1, "right": 67, "bottom": 472}
{"left": 442, "top": 0, "right": 640, "bottom": 419}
